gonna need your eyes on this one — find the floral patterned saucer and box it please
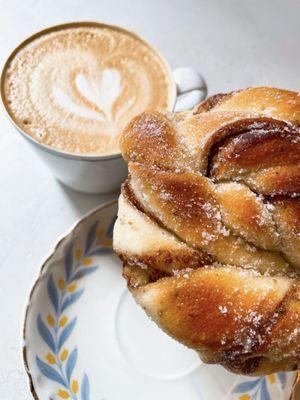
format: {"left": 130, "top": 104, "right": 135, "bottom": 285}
{"left": 23, "top": 201, "right": 296, "bottom": 400}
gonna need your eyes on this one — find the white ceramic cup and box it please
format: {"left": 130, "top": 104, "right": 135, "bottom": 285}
{"left": 1, "top": 23, "right": 207, "bottom": 194}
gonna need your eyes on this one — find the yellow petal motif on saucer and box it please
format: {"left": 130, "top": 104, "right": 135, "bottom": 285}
{"left": 58, "top": 389, "right": 69, "bottom": 399}
{"left": 45, "top": 353, "right": 56, "bottom": 364}
{"left": 239, "top": 395, "right": 250, "bottom": 400}
{"left": 268, "top": 374, "right": 276, "bottom": 384}
{"left": 58, "top": 278, "right": 65, "bottom": 290}
{"left": 59, "top": 316, "right": 68, "bottom": 327}
{"left": 67, "top": 283, "right": 77, "bottom": 293}
{"left": 60, "top": 348, "right": 68, "bottom": 362}
{"left": 75, "top": 249, "right": 82, "bottom": 260}
{"left": 72, "top": 380, "right": 79, "bottom": 394}
{"left": 47, "top": 315, "right": 55, "bottom": 327}
{"left": 83, "top": 257, "right": 92, "bottom": 266}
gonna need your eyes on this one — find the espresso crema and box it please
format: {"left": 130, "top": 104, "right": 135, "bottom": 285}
{"left": 2, "top": 23, "right": 174, "bottom": 155}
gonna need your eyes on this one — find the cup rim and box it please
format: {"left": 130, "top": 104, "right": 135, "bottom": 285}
{"left": 0, "top": 21, "right": 177, "bottom": 161}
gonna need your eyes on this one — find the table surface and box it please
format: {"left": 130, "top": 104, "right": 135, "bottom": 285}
{"left": 0, "top": 0, "right": 299, "bottom": 398}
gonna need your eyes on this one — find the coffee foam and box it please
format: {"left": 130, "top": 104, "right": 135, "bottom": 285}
{"left": 3, "top": 25, "right": 173, "bottom": 155}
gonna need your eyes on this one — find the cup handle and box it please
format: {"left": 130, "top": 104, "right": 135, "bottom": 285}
{"left": 173, "top": 67, "right": 207, "bottom": 112}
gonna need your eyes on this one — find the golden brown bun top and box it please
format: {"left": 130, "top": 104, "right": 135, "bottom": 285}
{"left": 121, "top": 87, "right": 300, "bottom": 179}
{"left": 120, "top": 87, "right": 300, "bottom": 272}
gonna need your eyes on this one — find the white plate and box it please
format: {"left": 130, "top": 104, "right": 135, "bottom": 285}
{"left": 23, "top": 201, "right": 296, "bottom": 400}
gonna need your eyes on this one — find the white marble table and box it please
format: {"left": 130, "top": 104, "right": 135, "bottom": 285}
{"left": 0, "top": 0, "right": 299, "bottom": 398}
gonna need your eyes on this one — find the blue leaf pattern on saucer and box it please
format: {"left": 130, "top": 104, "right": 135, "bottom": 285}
{"left": 231, "top": 372, "right": 293, "bottom": 399}
{"left": 35, "top": 218, "right": 113, "bottom": 399}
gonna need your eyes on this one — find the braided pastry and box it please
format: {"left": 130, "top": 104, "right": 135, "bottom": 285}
{"left": 113, "top": 87, "right": 300, "bottom": 375}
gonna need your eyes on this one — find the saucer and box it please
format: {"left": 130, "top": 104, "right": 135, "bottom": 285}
{"left": 23, "top": 201, "right": 296, "bottom": 399}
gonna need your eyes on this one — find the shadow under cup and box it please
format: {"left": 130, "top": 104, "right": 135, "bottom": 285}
{"left": 1, "top": 22, "right": 206, "bottom": 194}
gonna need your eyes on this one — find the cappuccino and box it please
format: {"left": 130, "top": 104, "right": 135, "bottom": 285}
{"left": 2, "top": 23, "right": 174, "bottom": 155}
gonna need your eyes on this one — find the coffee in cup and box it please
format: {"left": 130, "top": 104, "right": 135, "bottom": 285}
{"left": 2, "top": 22, "right": 175, "bottom": 156}
{"left": 1, "top": 22, "right": 206, "bottom": 193}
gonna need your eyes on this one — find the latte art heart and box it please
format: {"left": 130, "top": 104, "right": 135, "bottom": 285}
{"left": 75, "top": 70, "right": 122, "bottom": 123}
{"left": 53, "top": 84, "right": 105, "bottom": 122}
{"left": 53, "top": 70, "right": 124, "bottom": 129}
{"left": 3, "top": 24, "right": 173, "bottom": 155}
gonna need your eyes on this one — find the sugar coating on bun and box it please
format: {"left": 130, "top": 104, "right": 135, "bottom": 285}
{"left": 114, "top": 87, "right": 300, "bottom": 375}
